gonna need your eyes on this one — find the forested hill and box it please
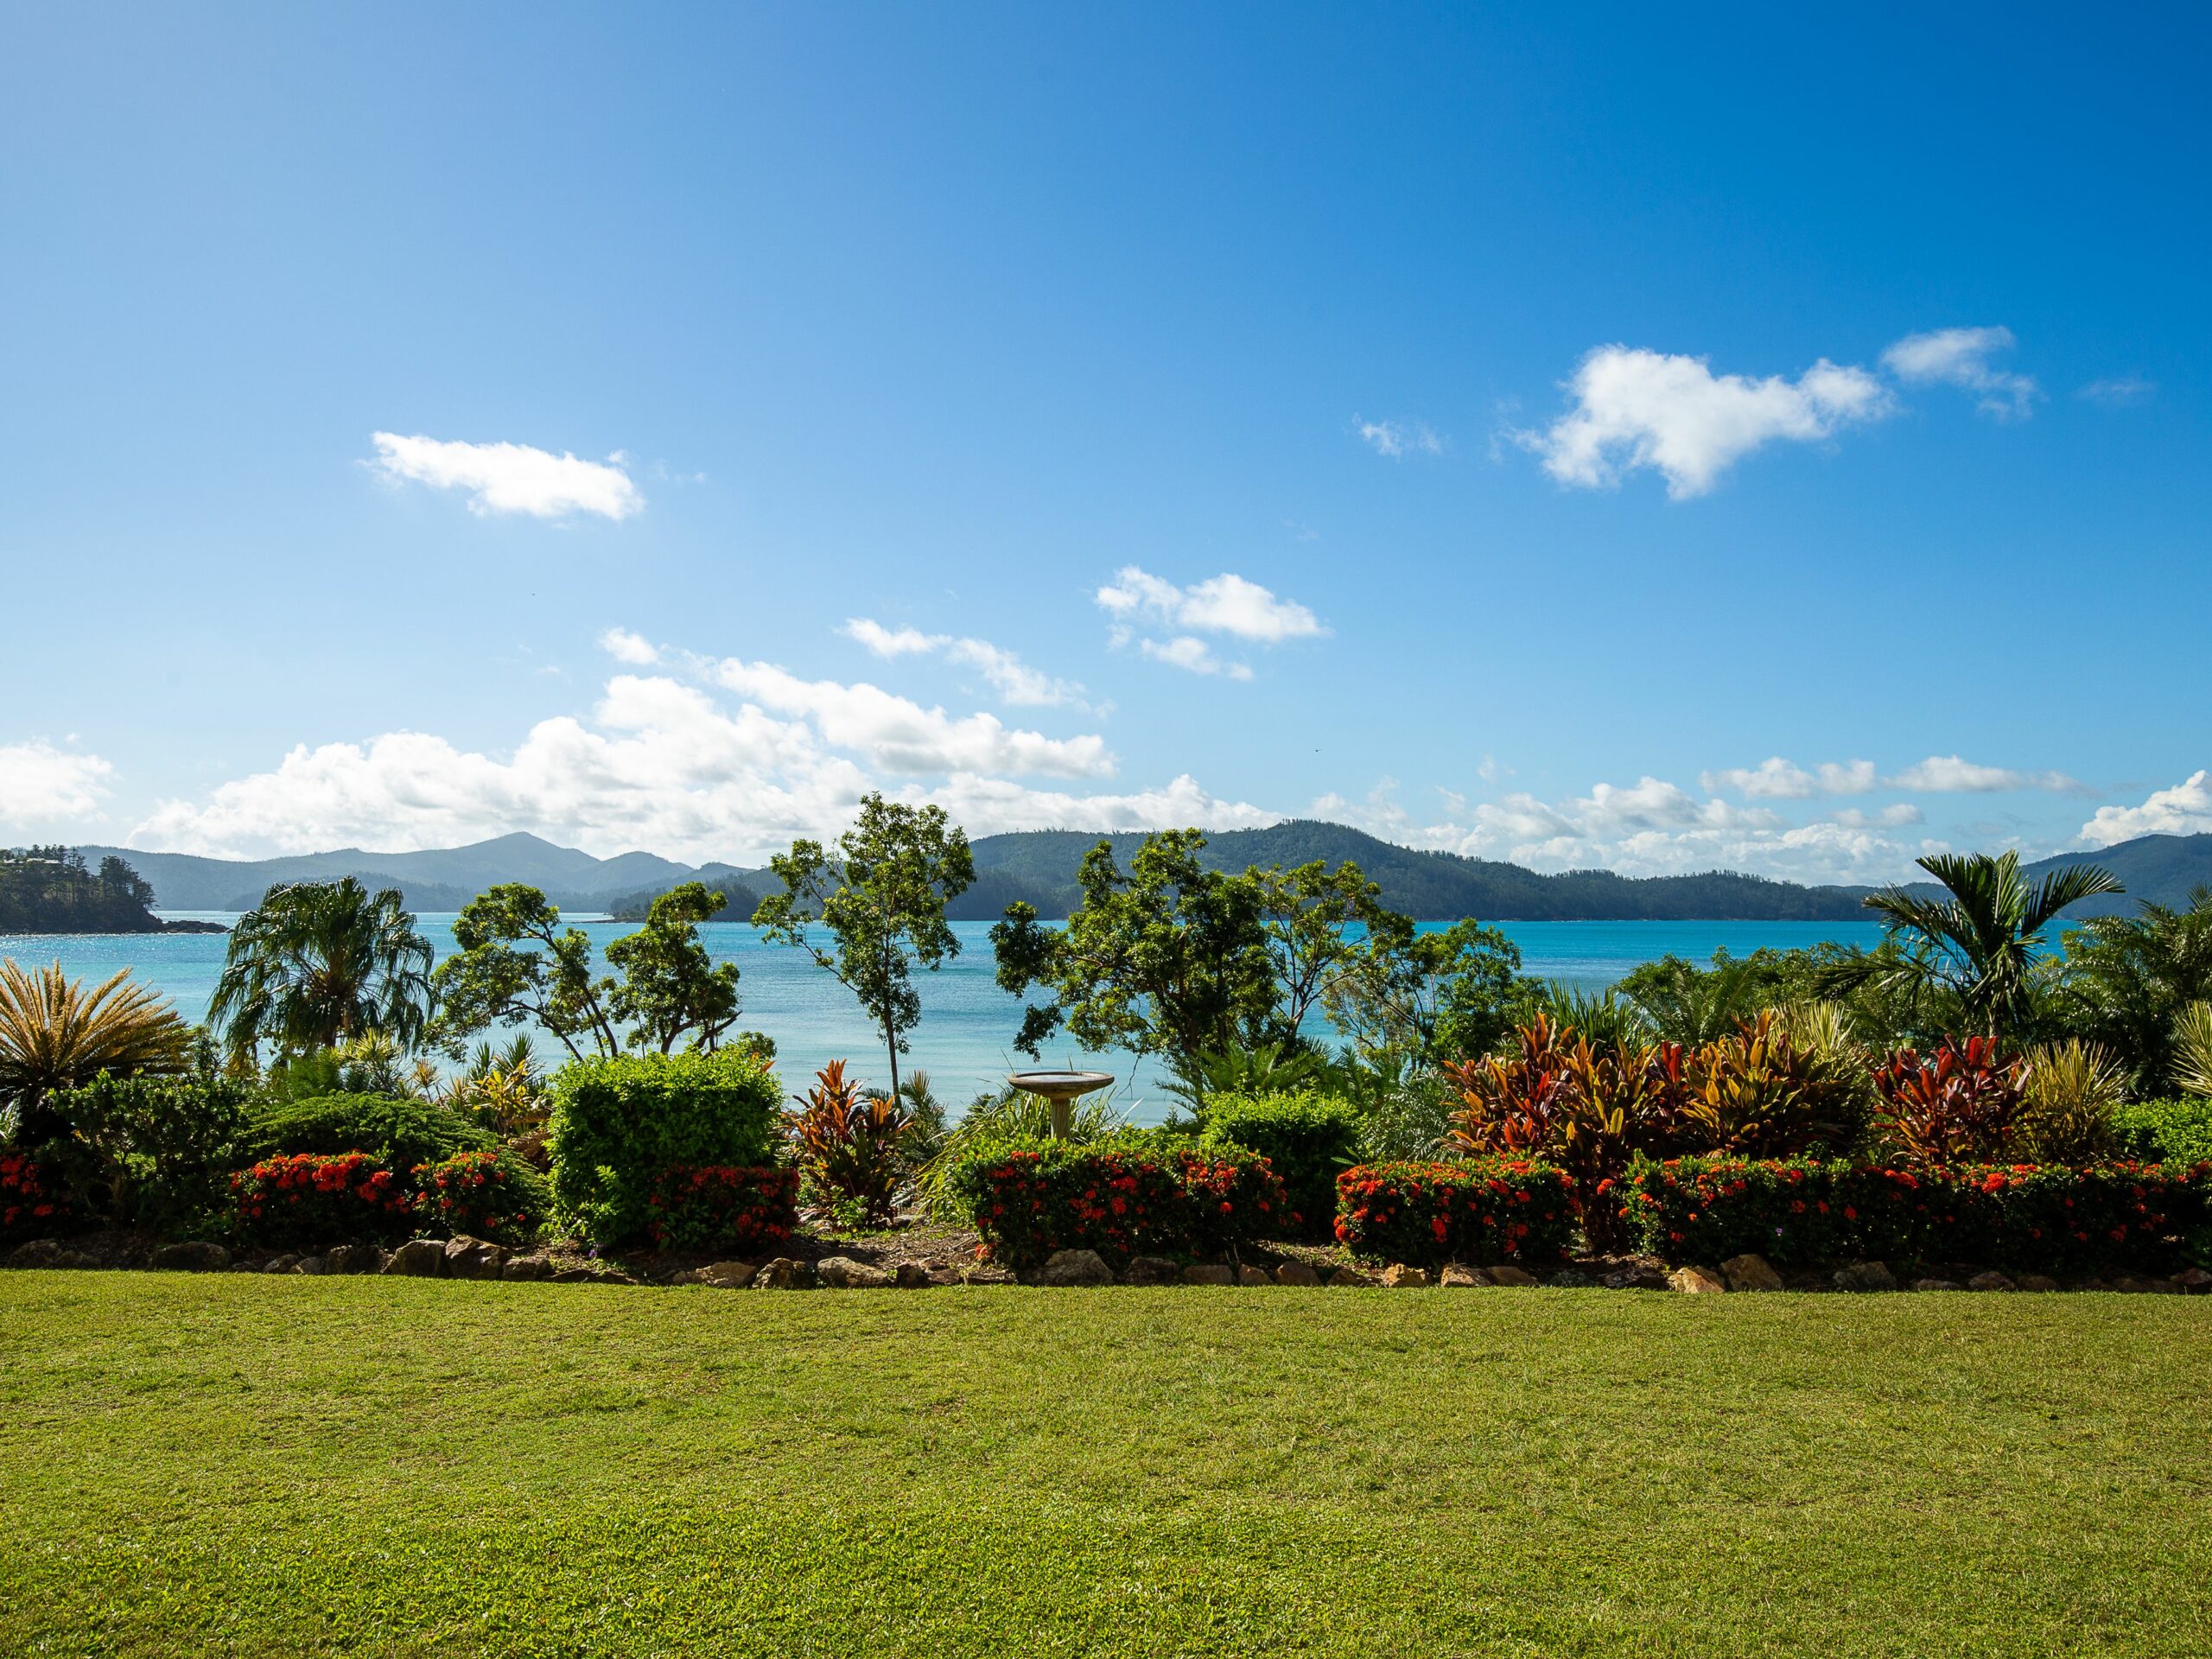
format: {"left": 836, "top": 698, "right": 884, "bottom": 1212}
{"left": 950, "top": 822, "right": 1874, "bottom": 921}
{"left": 0, "top": 848, "right": 220, "bottom": 934}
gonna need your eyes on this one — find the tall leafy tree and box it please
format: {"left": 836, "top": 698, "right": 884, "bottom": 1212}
{"left": 1850, "top": 851, "right": 2123, "bottom": 1036}
{"left": 605, "top": 882, "right": 743, "bottom": 1053}
{"left": 1249, "top": 860, "right": 1412, "bottom": 1051}
{"left": 432, "top": 885, "right": 621, "bottom": 1062}
{"left": 753, "top": 795, "right": 975, "bottom": 1098}
{"left": 209, "top": 879, "right": 435, "bottom": 1063}
{"left": 1323, "top": 918, "right": 1539, "bottom": 1067}
{"left": 991, "top": 830, "right": 1274, "bottom": 1071}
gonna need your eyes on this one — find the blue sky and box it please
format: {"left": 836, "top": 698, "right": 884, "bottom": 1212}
{"left": 3, "top": 3, "right": 2209, "bottom": 880}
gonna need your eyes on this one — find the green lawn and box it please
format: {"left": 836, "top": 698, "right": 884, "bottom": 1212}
{"left": 3, "top": 1275, "right": 2207, "bottom": 1657}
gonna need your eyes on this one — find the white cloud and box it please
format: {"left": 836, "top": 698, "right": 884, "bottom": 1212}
{"left": 2078, "top": 375, "right": 2156, "bottom": 408}
{"left": 1520, "top": 346, "right": 1893, "bottom": 498}
{"left": 1881, "top": 327, "right": 2038, "bottom": 420}
{"left": 1884, "top": 754, "right": 2082, "bottom": 793}
{"left": 369, "top": 433, "right": 644, "bottom": 520}
{"left": 1096, "top": 568, "right": 1325, "bottom": 644}
{"left": 840, "top": 619, "right": 1089, "bottom": 709}
{"left": 1832, "top": 804, "right": 1925, "bottom": 829}
{"left": 130, "top": 661, "right": 1270, "bottom": 863}
{"left": 1700, "top": 757, "right": 1877, "bottom": 799}
{"left": 1139, "top": 636, "right": 1253, "bottom": 680}
{"left": 2080, "top": 771, "right": 2212, "bottom": 846}
{"left": 1096, "top": 567, "right": 1325, "bottom": 677}
{"left": 0, "top": 740, "right": 114, "bottom": 826}
{"left": 1356, "top": 417, "right": 1444, "bottom": 458}
{"left": 597, "top": 626, "right": 660, "bottom": 665}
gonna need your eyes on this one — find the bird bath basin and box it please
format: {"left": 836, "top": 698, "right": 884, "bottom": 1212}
{"left": 1007, "top": 1070, "right": 1116, "bottom": 1140}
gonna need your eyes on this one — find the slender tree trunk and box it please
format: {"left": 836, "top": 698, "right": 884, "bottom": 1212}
{"left": 885, "top": 1012, "right": 899, "bottom": 1102}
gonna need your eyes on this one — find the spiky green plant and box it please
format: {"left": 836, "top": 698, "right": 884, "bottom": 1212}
{"left": 0, "top": 961, "right": 191, "bottom": 1135}
{"left": 1535, "top": 982, "right": 1652, "bottom": 1049}
{"left": 914, "top": 1081, "right": 1130, "bottom": 1219}
{"left": 2170, "top": 1001, "right": 2212, "bottom": 1098}
{"left": 2017, "top": 1039, "right": 2126, "bottom": 1165}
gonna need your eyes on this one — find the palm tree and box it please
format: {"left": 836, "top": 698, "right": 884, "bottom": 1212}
{"left": 2051, "top": 887, "right": 2212, "bottom": 1089}
{"left": 0, "top": 960, "right": 191, "bottom": 1133}
{"left": 209, "top": 879, "right": 435, "bottom": 1063}
{"left": 1856, "top": 851, "right": 2122, "bottom": 1036}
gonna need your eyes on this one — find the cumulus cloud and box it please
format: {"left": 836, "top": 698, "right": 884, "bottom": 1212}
{"left": 0, "top": 740, "right": 114, "bottom": 826}
{"left": 130, "top": 661, "right": 1270, "bottom": 862}
{"left": 1881, "top": 327, "right": 2038, "bottom": 420}
{"left": 1096, "top": 567, "right": 1325, "bottom": 676}
{"left": 597, "top": 626, "right": 660, "bottom": 665}
{"left": 1700, "top": 758, "right": 1877, "bottom": 799}
{"left": 1519, "top": 346, "right": 1893, "bottom": 498}
{"left": 840, "top": 619, "right": 1089, "bottom": 709}
{"left": 2079, "top": 771, "right": 2212, "bottom": 846}
{"left": 1400, "top": 771, "right": 1937, "bottom": 882}
{"left": 369, "top": 433, "right": 644, "bottom": 520}
{"left": 1356, "top": 417, "right": 1444, "bottom": 458}
{"left": 1884, "top": 754, "right": 2082, "bottom": 793}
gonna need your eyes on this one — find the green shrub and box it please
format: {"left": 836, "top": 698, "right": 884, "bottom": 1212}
{"left": 1201, "top": 1091, "right": 1362, "bottom": 1239}
{"left": 942, "top": 1138, "right": 1287, "bottom": 1270}
{"left": 1332, "top": 1159, "right": 1576, "bottom": 1268}
{"left": 1617, "top": 1154, "right": 2211, "bottom": 1275}
{"left": 412, "top": 1149, "right": 553, "bottom": 1245}
{"left": 549, "top": 1048, "right": 782, "bottom": 1247}
{"left": 248, "top": 1093, "right": 492, "bottom": 1173}
{"left": 38, "top": 1071, "right": 253, "bottom": 1235}
{"left": 2113, "top": 1098, "right": 2212, "bottom": 1168}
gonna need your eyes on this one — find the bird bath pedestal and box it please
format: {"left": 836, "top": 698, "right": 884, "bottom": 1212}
{"left": 1007, "top": 1070, "right": 1116, "bottom": 1140}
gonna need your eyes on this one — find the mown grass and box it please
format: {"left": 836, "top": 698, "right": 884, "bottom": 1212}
{"left": 2, "top": 1274, "right": 2208, "bottom": 1657}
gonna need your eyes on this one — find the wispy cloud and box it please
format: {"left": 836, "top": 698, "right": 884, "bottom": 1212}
{"left": 1700, "top": 758, "right": 1877, "bottom": 799}
{"left": 1095, "top": 567, "right": 1325, "bottom": 679}
{"left": 1356, "top": 416, "right": 1444, "bottom": 458}
{"left": 1517, "top": 346, "right": 1894, "bottom": 498}
{"left": 1881, "top": 327, "right": 2038, "bottom": 420}
{"left": 370, "top": 433, "right": 644, "bottom": 520}
{"left": 2078, "top": 375, "right": 2157, "bottom": 408}
{"left": 840, "top": 618, "right": 1091, "bottom": 709}
{"left": 1884, "top": 754, "right": 2083, "bottom": 794}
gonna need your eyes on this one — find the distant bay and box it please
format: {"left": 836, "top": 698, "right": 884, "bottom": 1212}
{"left": 3, "top": 916, "right": 1887, "bottom": 1119}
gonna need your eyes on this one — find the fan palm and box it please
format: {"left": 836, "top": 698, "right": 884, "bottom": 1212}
{"left": 1859, "top": 851, "right": 2122, "bottom": 1036}
{"left": 0, "top": 960, "right": 191, "bottom": 1128}
{"left": 2053, "top": 887, "right": 2212, "bottom": 1088}
{"left": 209, "top": 879, "right": 435, "bottom": 1063}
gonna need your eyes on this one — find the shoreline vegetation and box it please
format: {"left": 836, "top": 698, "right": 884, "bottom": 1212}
{"left": 0, "top": 847, "right": 224, "bottom": 935}
{"left": 54, "top": 821, "right": 2212, "bottom": 926}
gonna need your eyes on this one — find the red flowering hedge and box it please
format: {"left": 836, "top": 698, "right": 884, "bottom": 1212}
{"left": 1618, "top": 1154, "right": 2212, "bottom": 1274}
{"left": 944, "top": 1141, "right": 1287, "bottom": 1270}
{"left": 0, "top": 1151, "right": 67, "bottom": 1239}
{"left": 645, "top": 1165, "right": 800, "bottom": 1254}
{"left": 1332, "top": 1160, "right": 1576, "bottom": 1268}
{"left": 411, "top": 1150, "right": 545, "bottom": 1246}
{"left": 229, "top": 1152, "right": 413, "bottom": 1248}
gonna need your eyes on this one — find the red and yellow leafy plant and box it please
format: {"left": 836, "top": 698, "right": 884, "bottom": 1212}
{"left": 788, "top": 1060, "right": 911, "bottom": 1227}
{"left": 1872, "top": 1037, "right": 2028, "bottom": 1165}
{"left": 1683, "top": 1012, "right": 1865, "bottom": 1157}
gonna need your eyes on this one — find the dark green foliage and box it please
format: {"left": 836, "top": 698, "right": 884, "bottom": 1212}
{"left": 1618, "top": 1154, "right": 2209, "bottom": 1275}
{"left": 247, "top": 1092, "right": 493, "bottom": 1174}
{"left": 1201, "top": 1091, "right": 1363, "bottom": 1238}
{"left": 602, "top": 882, "right": 743, "bottom": 1053}
{"left": 548, "top": 1048, "right": 783, "bottom": 1246}
{"left": 0, "top": 847, "right": 168, "bottom": 933}
{"left": 38, "top": 1071, "right": 253, "bottom": 1234}
{"left": 1332, "top": 1159, "right": 1578, "bottom": 1268}
{"left": 2113, "top": 1098, "right": 2212, "bottom": 1168}
{"left": 209, "top": 879, "right": 435, "bottom": 1061}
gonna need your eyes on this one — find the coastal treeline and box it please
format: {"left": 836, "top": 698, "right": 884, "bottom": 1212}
{"left": 0, "top": 848, "right": 168, "bottom": 934}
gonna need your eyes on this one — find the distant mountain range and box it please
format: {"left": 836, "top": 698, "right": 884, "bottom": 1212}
{"left": 85, "top": 824, "right": 2212, "bottom": 925}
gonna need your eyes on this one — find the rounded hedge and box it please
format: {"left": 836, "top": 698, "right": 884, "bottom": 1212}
{"left": 248, "top": 1093, "right": 494, "bottom": 1173}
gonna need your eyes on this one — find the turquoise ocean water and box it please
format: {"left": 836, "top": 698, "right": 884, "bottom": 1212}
{"left": 3, "top": 916, "right": 1886, "bottom": 1120}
